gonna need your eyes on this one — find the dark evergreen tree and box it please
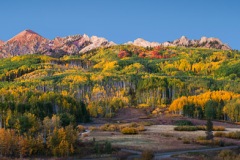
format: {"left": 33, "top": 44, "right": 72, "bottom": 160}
{"left": 206, "top": 119, "right": 213, "bottom": 140}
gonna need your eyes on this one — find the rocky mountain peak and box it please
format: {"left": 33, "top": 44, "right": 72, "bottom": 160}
{"left": 199, "top": 36, "right": 208, "bottom": 44}
{"left": 0, "top": 29, "right": 49, "bottom": 57}
{"left": 173, "top": 36, "right": 191, "bottom": 46}
{"left": 129, "top": 36, "right": 231, "bottom": 50}
{"left": 7, "top": 29, "right": 47, "bottom": 43}
{"left": 0, "top": 30, "right": 116, "bottom": 58}
{"left": 180, "top": 36, "right": 188, "bottom": 41}
{"left": 198, "top": 37, "right": 230, "bottom": 50}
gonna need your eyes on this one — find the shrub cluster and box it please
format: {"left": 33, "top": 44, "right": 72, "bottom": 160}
{"left": 174, "top": 125, "right": 225, "bottom": 132}
{"left": 174, "top": 126, "right": 198, "bottom": 131}
{"left": 99, "top": 124, "right": 118, "bottom": 131}
{"left": 120, "top": 127, "right": 138, "bottom": 134}
{"left": 196, "top": 139, "right": 224, "bottom": 146}
{"left": 174, "top": 120, "right": 194, "bottom": 126}
{"left": 197, "top": 125, "right": 225, "bottom": 131}
{"left": 99, "top": 123, "right": 145, "bottom": 134}
{"left": 214, "top": 131, "right": 240, "bottom": 139}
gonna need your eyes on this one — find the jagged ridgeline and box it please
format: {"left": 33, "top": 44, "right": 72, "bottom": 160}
{"left": 0, "top": 45, "right": 240, "bottom": 121}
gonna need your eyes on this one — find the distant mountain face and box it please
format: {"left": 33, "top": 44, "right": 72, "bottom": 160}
{"left": 127, "top": 36, "right": 231, "bottom": 50}
{"left": 0, "top": 30, "right": 116, "bottom": 58}
{"left": 0, "top": 29, "right": 232, "bottom": 58}
{"left": 0, "top": 30, "right": 50, "bottom": 58}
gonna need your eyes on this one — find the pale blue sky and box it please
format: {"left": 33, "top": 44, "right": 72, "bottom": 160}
{"left": 0, "top": 0, "right": 239, "bottom": 49}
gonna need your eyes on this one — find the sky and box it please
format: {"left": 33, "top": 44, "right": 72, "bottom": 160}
{"left": 0, "top": 0, "right": 239, "bottom": 49}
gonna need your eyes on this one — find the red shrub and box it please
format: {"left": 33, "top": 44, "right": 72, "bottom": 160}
{"left": 139, "top": 52, "right": 147, "bottom": 58}
{"left": 118, "top": 50, "right": 129, "bottom": 59}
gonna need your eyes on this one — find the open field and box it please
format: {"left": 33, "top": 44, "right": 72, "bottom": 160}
{"left": 82, "top": 124, "right": 240, "bottom": 153}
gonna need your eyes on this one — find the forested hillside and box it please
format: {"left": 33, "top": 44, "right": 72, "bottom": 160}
{"left": 0, "top": 45, "right": 240, "bottom": 120}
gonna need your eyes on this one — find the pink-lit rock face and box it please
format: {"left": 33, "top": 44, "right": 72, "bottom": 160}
{"left": 0, "top": 30, "right": 50, "bottom": 57}
{"left": 0, "top": 30, "right": 116, "bottom": 58}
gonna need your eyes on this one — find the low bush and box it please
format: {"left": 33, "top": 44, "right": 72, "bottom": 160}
{"left": 89, "top": 126, "right": 98, "bottom": 131}
{"left": 175, "top": 124, "right": 225, "bottom": 132}
{"left": 213, "top": 126, "right": 225, "bottom": 131}
{"left": 197, "top": 125, "right": 225, "bottom": 131}
{"left": 139, "top": 121, "right": 153, "bottom": 126}
{"left": 196, "top": 139, "right": 224, "bottom": 146}
{"left": 137, "top": 125, "right": 146, "bottom": 131}
{"left": 99, "top": 124, "right": 118, "bottom": 131}
{"left": 215, "top": 131, "right": 240, "bottom": 140}
{"left": 99, "top": 122, "right": 145, "bottom": 134}
{"left": 227, "top": 131, "right": 240, "bottom": 139}
{"left": 121, "top": 127, "right": 138, "bottom": 134}
{"left": 196, "top": 125, "right": 206, "bottom": 130}
{"left": 174, "top": 120, "right": 193, "bottom": 126}
{"left": 174, "top": 126, "right": 198, "bottom": 131}
{"left": 214, "top": 132, "right": 227, "bottom": 137}
{"left": 196, "top": 136, "right": 207, "bottom": 141}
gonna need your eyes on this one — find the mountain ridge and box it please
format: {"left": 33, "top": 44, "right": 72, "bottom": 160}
{"left": 0, "top": 29, "right": 232, "bottom": 58}
{"left": 127, "top": 36, "right": 231, "bottom": 50}
{"left": 0, "top": 29, "right": 115, "bottom": 58}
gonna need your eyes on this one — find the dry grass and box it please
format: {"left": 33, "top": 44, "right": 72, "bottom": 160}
{"left": 214, "top": 131, "right": 240, "bottom": 139}
{"left": 85, "top": 125, "right": 206, "bottom": 152}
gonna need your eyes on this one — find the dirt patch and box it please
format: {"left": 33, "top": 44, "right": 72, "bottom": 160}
{"left": 113, "top": 108, "right": 148, "bottom": 122}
